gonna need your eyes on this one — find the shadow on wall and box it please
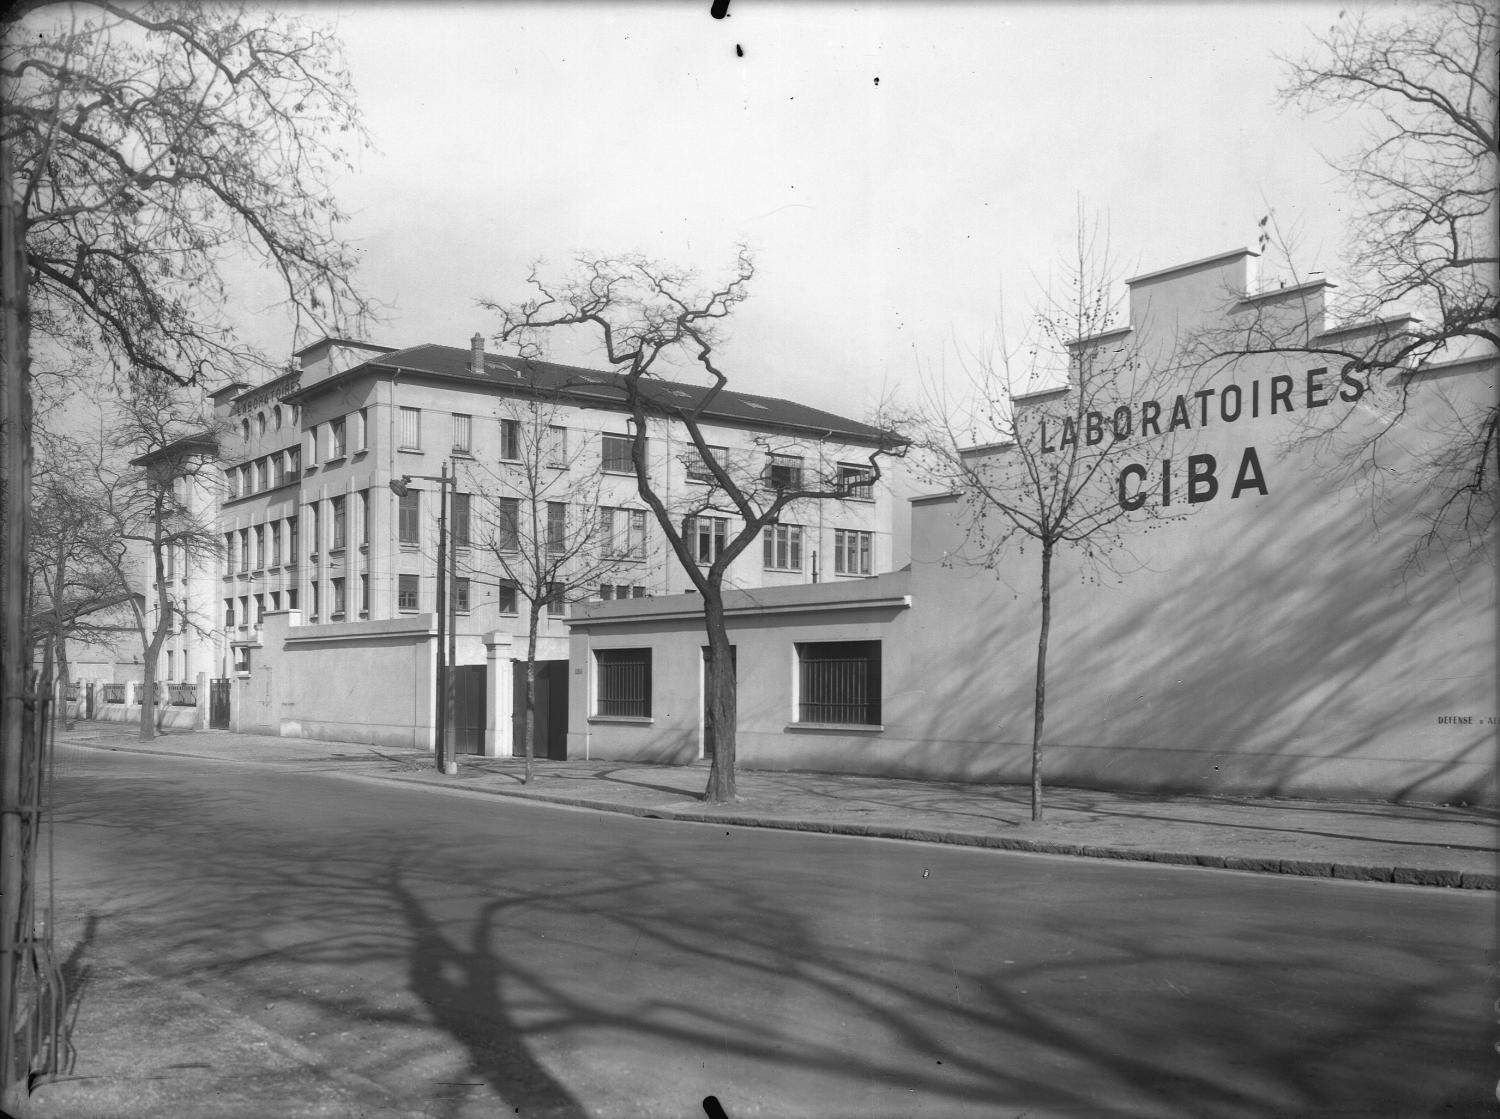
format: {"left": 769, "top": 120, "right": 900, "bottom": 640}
{"left": 888, "top": 434, "right": 1493, "bottom": 803}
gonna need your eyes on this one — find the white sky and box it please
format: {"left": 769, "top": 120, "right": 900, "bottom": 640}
{"left": 242, "top": 0, "right": 1369, "bottom": 419}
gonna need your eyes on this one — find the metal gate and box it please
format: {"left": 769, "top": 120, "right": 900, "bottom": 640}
{"left": 209, "top": 677, "right": 231, "bottom": 729}
{"left": 450, "top": 664, "right": 487, "bottom": 755}
{"left": 512, "top": 660, "right": 568, "bottom": 760}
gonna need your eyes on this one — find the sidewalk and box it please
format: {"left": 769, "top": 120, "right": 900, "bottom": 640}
{"left": 53, "top": 722, "right": 1500, "bottom": 890}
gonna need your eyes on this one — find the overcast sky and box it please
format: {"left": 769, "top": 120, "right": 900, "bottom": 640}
{"left": 248, "top": 0, "right": 1363, "bottom": 420}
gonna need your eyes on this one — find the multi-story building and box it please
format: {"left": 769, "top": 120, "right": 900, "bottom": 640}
{"left": 211, "top": 333, "right": 904, "bottom": 753}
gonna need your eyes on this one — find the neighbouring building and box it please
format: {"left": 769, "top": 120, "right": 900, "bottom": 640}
{"left": 565, "top": 249, "right": 1497, "bottom": 805}
{"left": 211, "top": 334, "right": 904, "bottom": 753}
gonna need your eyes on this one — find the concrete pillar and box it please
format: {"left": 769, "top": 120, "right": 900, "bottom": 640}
{"left": 484, "top": 631, "right": 513, "bottom": 759}
{"left": 194, "top": 671, "right": 209, "bottom": 730}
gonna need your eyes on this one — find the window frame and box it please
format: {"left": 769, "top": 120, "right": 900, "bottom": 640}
{"left": 398, "top": 406, "right": 422, "bottom": 451}
{"left": 398, "top": 490, "right": 420, "bottom": 547}
{"left": 397, "top": 573, "right": 420, "bottom": 612}
{"left": 762, "top": 523, "right": 803, "bottom": 571}
{"left": 687, "top": 444, "right": 728, "bottom": 484}
{"left": 601, "top": 433, "right": 634, "bottom": 474}
{"left": 834, "top": 528, "right": 873, "bottom": 576}
{"left": 795, "top": 640, "right": 882, "bottom": 726}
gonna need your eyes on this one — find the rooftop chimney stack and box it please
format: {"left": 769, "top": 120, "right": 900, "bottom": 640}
{"left": 471, "top": 332, "right": 485, "bottom": 375}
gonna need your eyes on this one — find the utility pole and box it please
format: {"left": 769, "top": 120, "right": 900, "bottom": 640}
{"left": 393, "top": 465, "right": 458, "bottom": 776}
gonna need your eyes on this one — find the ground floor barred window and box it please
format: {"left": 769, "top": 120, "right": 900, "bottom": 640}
{"left": 595, "top": 648, "right": 652, "bottom": 717}
{"left": 796, "top": 640, "right": 881, "bottom": 725}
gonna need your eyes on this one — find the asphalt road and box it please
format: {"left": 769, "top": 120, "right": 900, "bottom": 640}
{"left": 40, "top": 743, "right": 1498, "bottom": 1118}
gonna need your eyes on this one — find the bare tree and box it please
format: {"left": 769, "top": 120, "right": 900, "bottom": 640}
{"left": 26, "top": 432, "right": 127, "bottom": 729}
{"left": 85, "top": 381, "right": 222, "bottom": 740}
{"left": 914, "top": 225, "right": 1189, "bottom": 821}
{"left": 465, "top": 392, "right": 647, "bottom": 784}
{"left": 1200, "top": 0, "right": 1497, "bottom": 563}
{"left": 486, "top": 250, "right": 906, "bottom": 803}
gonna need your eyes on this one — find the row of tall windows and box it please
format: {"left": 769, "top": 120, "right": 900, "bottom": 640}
{"left": 226, "top": 446, "right": 300, "bottom": 500}
{"left": 224, "top": 515, "right": 299, "bottom": 574}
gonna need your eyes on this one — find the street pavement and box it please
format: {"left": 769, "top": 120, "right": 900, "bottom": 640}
{"left": 9, "top": 722, "right": 1499, "bottom": 1119}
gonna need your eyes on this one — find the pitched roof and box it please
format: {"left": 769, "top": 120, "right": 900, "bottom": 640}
{"left": 287, "top": 342, "right": 897, "bottom": 445}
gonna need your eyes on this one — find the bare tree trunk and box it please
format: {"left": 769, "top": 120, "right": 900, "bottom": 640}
{"left": 702, "top": 591, "right": 737, "bottom": 803}
{"left": 523, "top": 603, "right": 541, "bottom": 785}
{"left": 57, "top": 636, "right": 73, "bottom": 731}
{"left": 1030, "top": 542, "right": 1053, "bottom": 823}
{"left": 139, "top": 654, "right": 157, "bottom": 740}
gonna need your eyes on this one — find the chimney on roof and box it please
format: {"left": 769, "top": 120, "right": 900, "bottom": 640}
{"left": 470, "top": 332, "right": 486, "bottom": 374}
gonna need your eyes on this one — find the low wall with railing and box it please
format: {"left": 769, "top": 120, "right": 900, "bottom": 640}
{"left": 70, "top": 673, "right": 210, "bottom": 730}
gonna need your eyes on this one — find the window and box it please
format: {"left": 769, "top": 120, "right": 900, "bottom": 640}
{"left": 286, "top": 516, "right": 298, "bottom": 565}
{"left": 286, "top": 588, "right": 298, "bottom": 611}
{"left": 359, "top": 574, "right": 368, "bottom": 616}
{"left": 398, "top": 574, "right": 419, "bottom": 612}
{"left": 287, "top": 446, "right": 301, "bottom": 476}
{"left": 269, "top": 591, "right": 281, "bottom": 612}
{"left": 839, "top": 463, "right": 875, "bottom": 501}
{"left": 272, "top": 405, "right": 282, "bottom": 431}
{"left": 331, "top": 495, "right": 347, "bottom": 550}
{"left": 359, "top": 490, "right": 370, "bottom": 546}
{"left": 546, "top": 424, "right": 569, "bottom": 467}
{"left": 252, "top": 593, "right": 264, "bottom": 625}
{"left": 766, "top": 453, "right": 804, "bottom": 490}
{"left": 166, "top": 651, "right": 175, "bottom": 681}
{"left": 240, "top": 418, "right": 250, "bottom": 441}
{"left": 225, "top": 468, "right": 239, "bottom": 500}
{"left": 601, "top": 433, "right": 634, "bottom": 474}
{"left": 499, "top": 418, "right": 520, "bottom": 460}
{"left": 238, "top": 596, "right": 249, "bottom": 627}
{"left": 599, "top": 584, "right": 647, "bottom": 600}
{"left": 356, "top": 408, "right": 367, "bottom": 452}
{"left": 308, "top": 504, "right": 320, "bottom": 557}
{"left": 686, "top": 515, "right": 728, "bottom": 564}
{"left": 496, "top": 580, "right": 518, "bottom": 614}
{"left": 331, "top": 577, "right": 346, "bottom": 620}
{"left": 273, "top": 453, "right": 288, "bottom": 487}
{"left": 687, "top": 444, "right": 727, "bottom": 484}
{"left": 329, "top": 417, "right": 347, "bottom": 459}
{"left": 763, "top": 523, "right": 803, "bottom": 571}
{"left": 256, "top": 412, "right": 266, "bottom": 436}
{"left": 451, "top": 493, "right": 471, "bottom": 548}
{"left": 834, "top": 529, "right": 872, "bottom": 576}
{"left": 255, "top": 458, "right": 269, "bottom": 491}
{"left": 253, "top": 526, "right": 265, "bottom": 570}
{"left": 399, "top": 490, "right": 420, "bottom": 546}
{"left": 224, "top": 531, "right": 236, "bottom": 572}
{"left": 546, "top": 581, "right": 566, "bottom": 617}
{"left": 223, "top": 598, "right": 235, "bottom": 628}
{"left": 239, "top": 529, "right": 250, "bottom": 571}
{"left": 797, "top": 641, "right": 881, "bottom": 725}
{"left": 269, "top": 522, "right": 281, "bottom": 567}
{"left": 547, "top": 502, "right": 568, "bottom": 554}
{"left": 309, "top": 580, "right": 319, "bottom": 621}
{"left": 599, "top": 506, "right": 646, "bottom": 559}
{"left": 165, "top": 545, "right": 176, "bottom": 579}
{"left": 595, "top": 648, "right": 651, "bottom": 717}
{"left": 453, "top": 413, "right": 472, "bottom": 454}
{"left": 398, "top": 406, "right": 421, "bottom": 450}
{"left": 496, "top": 496, "right": 520, "bottom": 553}
{"left": 453, "top": 577, "right": 471, "bottom": 613}
{"left": 239, "top": 464, "right": 252, "bottom": 496}
{"left": 305, "top": 428, "right": 319, "bottom": 467}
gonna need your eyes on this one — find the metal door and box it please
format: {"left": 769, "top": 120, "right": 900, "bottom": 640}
{"left": 450, "top": 664, "right": 487, "bottom": 755}
{"left": 512, "top": 660, "right": 569, "bottom": 760}
{"left": 209, "top": 678, "right": 231, "bottom": 729}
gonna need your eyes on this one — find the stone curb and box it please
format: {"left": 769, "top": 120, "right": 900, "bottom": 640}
{"left": 379, "top": 770, "right": 1499, "bottom": 892}
{"left": 64, "top": 739, "right": 1496, "bottom": 892}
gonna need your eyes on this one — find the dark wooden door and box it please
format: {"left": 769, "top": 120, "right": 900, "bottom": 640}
{"left": 512, "top": 660, "right": 569, "bottom": 760}
{"left": 451, "top": 665, "right": 487, "bottom": 755}
{"left": 209, "top": 678, "right": 231, "bottom": 729}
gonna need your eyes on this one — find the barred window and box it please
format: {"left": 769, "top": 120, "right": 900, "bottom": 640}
{"left": 763, "top": 523, "right": 802, "bottom": 571}
{"left": 834, "top": 529, "right": 872, "bottom": 576}
{"left": 766, "top": 453, "right": 804, "bottom": 490}
{"left": 398, "top": 406, "right": 422, "bottom": 450}
{"left": 601, "top": 433, "right": 634, "bottom": 474}
{"left": 797, "top": 641, "right": 881, "bottom": 725}
{"left": 595, "top": 648, "right": 652, "bottom": 717}
{"left": 687, "top": 444, "right": 727, "bottom": 484}
{"left": 838, "top": 463, "right": 874, "bottom": 500}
